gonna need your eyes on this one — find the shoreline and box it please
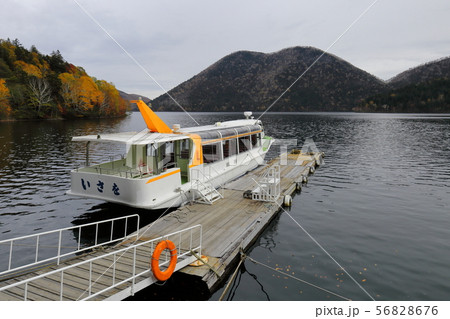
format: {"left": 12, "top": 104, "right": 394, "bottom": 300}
{"left": 0, "top": 113, "right": 130, "bottom": 123}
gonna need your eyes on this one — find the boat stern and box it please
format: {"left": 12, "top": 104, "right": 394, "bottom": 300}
{"left": 67, "top": 167, "right": 184, "bottom": 209}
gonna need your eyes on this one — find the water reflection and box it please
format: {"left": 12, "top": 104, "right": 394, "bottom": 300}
{"left": 224, "top": 263, "right": 271, "bottom": 301}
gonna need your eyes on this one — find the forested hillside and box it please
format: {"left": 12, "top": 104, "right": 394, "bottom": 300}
{"left": 388, "top": 57, "right": 450, "bottom": 89}
{"left": 356, "top": 78, "right": 450, "bottom": 113}
{"left": 0, "top": 38, "right": 129, "bottom": 119}
{"left": 357, "top": 57, "right": 450, "bottom": 113}
{"left": 152, "top": 47, "right": 387, "bottom": 112}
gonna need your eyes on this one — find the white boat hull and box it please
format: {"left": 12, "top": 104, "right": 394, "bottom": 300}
{"left": 67, "top": 144, "right": 269, "bottom": 210}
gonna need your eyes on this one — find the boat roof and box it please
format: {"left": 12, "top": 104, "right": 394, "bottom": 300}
{"left": 72, "top": 131, "right": 190, "bottom": 145}
{"left": 179, "top": 119, "right": 261, "bottom": 133}
{"left": 72, "top": 119, "right": 262, "bottom": 145}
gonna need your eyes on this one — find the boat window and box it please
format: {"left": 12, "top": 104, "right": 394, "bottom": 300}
{"left": 234, "top": 126, "right": 250, "bottom": 135}
{"left": 180, "top": 139, "right": 190, "bottom": 159}
{"left": 162, "top": 141, "right": 176, "bottom": 169}
{"left": 144, "top": 143, "right": 157, "bottom": 174}
{"left": 238, "top": 135, "right": 251, "bottom": 153}
{"left": 202, "top": 142, "right": 222, "bottom": 163}
{"left": 197, "top": 130, "right": 221, "bottom": 141}
{"left": 217, "top": 128, "right": 237, "bottom": 139}
{"left": 251, "top": 134, "right": 260, "bottom": 148}
{"left": 147, "top": 144, "right": 157, "bottom": 157}
{"left": 223, "top": 138, "right": 237, "bottom": 158}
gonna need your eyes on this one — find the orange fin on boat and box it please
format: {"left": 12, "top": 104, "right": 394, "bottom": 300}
{"left": 131, "top": 99, "right": 172, "bottom": 133}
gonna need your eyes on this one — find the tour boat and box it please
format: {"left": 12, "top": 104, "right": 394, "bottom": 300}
{"left": 67, "top": 100, "right": 274, "bottom": 210}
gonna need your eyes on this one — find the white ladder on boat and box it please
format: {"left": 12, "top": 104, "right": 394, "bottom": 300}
{"left": 192, "top": 179, "right": 223, "bottom": 204}
{"left": 191, "top": 169, "right": 223, "bottom": 205}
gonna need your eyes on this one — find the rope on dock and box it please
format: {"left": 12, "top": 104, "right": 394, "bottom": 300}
{"left": 219, "top": 248, "right": 246, "bottom": 301}
{"left": 279, "top": 207, "right": 376, "bottom": 301}
{"left": 189, "top": 250, "right": 220, "bottom": 278}
{"left": 247, "top": 256, "right": 352, "bottom": 301}
{"left": 217, "top": 248, "right": 351, "bottom": 301}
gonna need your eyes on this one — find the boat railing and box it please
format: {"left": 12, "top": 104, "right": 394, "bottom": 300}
{"left": 108, "top": 153, "right": 126, "bottom": 164}
{"left": 75, "top": 160, "right": 154, "bottom": 179}
{"left": 0, "top": 214, "right": 140, "bottom": 277}
{"left": 192, "top": 165, "right": 223, "bottom": 187}
{"left": 204, "top": 165, "right": 227, "bottom": 192}
{"left": 0, "top": 224, "right": 202, "bottom": 301}
{"left": 82, "top": 154, "right": 126, "bottom": 169}
{"left": 191, "top": 168, "right": 217, "bottom": 189}
{"left": 94, "top": 166, "right": 152, "bottom": 179}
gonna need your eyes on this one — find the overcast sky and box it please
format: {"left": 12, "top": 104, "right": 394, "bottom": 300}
{"left": 1, "top": 0, "right": 450, "bottom": 99}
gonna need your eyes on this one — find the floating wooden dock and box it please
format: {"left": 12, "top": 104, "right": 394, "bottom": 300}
{"left": 0, "top": 150, "right": 323, "bottom": 300}
{"left": 138, "top": 150, "right": 323, "bottom": 292}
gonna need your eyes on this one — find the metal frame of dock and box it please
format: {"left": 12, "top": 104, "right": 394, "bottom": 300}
{"left": 0, "top": 220, "right": 202, "bottom": 300}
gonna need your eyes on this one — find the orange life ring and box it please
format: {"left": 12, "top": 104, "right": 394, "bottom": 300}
{"left": 151, "top": 240, "right": 178, "bottom": 281}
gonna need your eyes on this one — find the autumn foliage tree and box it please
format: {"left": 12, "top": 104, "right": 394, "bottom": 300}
{"left": 59, "top": 73, "right": 103, "bottom": 115}
{"left": 96, "top": 79, "right": 128, "bottom": 116}
{"left": 14, "top": 60, "right": 43, "bottom": 78}
{"left": 0, "top": 38, "right": 129, "bottom": 119}
{"left": 0, "top": 78, "right": 11, "bottom": 118}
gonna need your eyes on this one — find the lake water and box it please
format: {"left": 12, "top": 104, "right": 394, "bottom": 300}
{"left": 0, "top": 112, "right": 449, "bottom": 301}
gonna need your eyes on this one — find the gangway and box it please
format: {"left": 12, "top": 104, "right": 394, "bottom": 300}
{"left": 0, "top": 215, "right": 202, "bottom": 301}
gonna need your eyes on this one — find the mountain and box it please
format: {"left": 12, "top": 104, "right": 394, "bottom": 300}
{"left": 388, "top": 57, "right": 450, "bottom": 88}
{"left": 152, "top": 47, "right": 388, "bottom": 112}
{"left": 118, "top": 90, "right": 151, "bottom": 111}
{"left": 357, "top": 57, "right": 450, "bottom": 113}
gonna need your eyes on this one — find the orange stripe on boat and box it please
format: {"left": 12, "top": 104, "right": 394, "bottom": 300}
{"left": 146, "top": 169, "right": 181, "bottom": 184}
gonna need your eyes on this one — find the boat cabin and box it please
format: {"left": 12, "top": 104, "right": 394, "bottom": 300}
{"left": 67, "top": 99, "right": 273, "bottom": 209}
{"left": 73, "top": 122, "right": 265, "bottom": 186}
{"left": 73, "top": 132, "right": 194, "bottom": 183}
